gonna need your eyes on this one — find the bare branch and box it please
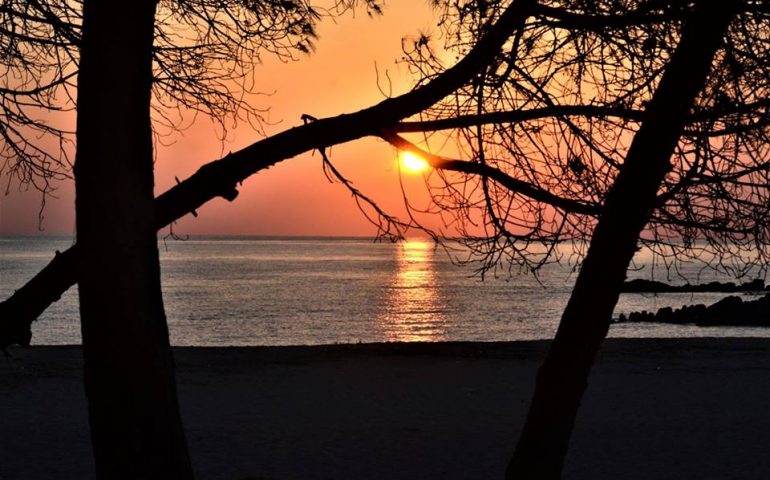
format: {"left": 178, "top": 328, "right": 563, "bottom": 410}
{"left": 380, "top": 129, "right": 601, "bottom": 216}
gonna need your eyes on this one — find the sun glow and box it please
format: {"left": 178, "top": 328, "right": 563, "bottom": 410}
{"left": 400, "top": 151, "right": 430, "bottom": 173}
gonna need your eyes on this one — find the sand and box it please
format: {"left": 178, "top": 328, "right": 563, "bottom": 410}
{"left": 2, "top": 338, "right": 770, "bottom": 480}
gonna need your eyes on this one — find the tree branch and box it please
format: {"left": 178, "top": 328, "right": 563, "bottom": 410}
{"left": 533, "top": 1, "right": 685, "bottom": 31}
{"left": 379, "top": 129, "right": 601, "bottom": 216}
{"left": 393, "top": 105, "right": 644, "bottom": 133}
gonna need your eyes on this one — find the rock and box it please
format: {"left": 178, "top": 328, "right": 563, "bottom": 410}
{"left": 621, "top": 278, "right": 766, "bottom": 293}
{"left": 616, "top": 293, "right": 770, "bottom": 327}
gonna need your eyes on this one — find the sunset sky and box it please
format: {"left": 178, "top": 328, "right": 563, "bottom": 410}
{"left": 0, "top": 2, "right": 444, "bottom": 237}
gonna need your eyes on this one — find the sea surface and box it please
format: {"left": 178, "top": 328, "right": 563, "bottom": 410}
{"left": 1, "top": 236, "right": 768, "bottom": 346}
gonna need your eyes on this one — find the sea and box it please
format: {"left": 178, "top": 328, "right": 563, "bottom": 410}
{"left": 1, "top": 236, "right": 768, "bottom": 346}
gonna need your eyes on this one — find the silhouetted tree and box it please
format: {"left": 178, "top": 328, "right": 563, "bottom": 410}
{"left": 395, "top": 1, "right": 764, "bottom": 477}
{"left": 2, "top": 0, "right": 387, "bottom": 477}
{"left": 505, "top": 4, "right": 738, "bottom": 477}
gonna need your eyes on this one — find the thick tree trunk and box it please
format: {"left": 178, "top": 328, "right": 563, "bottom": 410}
{"left": 75, "top": 1, "right": 193, "bottom": 478}
{"left": 505, "top": 3, "right": 737, "bottom": 479}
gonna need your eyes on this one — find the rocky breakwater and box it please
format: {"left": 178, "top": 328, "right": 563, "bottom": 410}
{"left": 616, "top": 279, "right": 770, "bottom": 327}
{"left": 621, "top": 278, "right": 769, "bottom": 293}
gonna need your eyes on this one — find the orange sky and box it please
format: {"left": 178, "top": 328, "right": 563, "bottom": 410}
{"left": 0, "top": 2, "right": 444, "bottom": 237}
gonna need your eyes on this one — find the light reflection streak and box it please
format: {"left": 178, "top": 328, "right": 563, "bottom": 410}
{"left": 378, "top": 240, "right": 446, "bottom": 342}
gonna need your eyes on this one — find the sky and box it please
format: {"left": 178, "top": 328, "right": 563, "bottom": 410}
{"left": 0, "top": 2, "right": 445, "bottom": 237}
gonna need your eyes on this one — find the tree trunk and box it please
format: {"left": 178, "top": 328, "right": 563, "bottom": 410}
{"left": 505, "top": 3, "right": 738, "bottom": 479}
{"left": 75, "top": 0, "right": 194, "bottom": 478}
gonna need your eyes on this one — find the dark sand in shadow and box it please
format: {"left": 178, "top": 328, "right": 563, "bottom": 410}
{"left": 2, "top": 338, "right": 770, "bottom": 479}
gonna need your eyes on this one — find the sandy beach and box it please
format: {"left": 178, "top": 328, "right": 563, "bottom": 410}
{"left": 2, "top": 338, "right": 770, "bottom": 479}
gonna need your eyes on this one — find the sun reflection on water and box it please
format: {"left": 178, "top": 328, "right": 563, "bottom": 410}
{"left": 378, "top": 240, "right": 447, "bottom": 342}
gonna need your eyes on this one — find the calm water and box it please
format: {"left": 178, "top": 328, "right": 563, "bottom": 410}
{"left": 1, "top": 236, "right": 767, "bottom": 346}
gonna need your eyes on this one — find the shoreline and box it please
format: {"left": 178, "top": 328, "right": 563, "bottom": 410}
{"left": 3, "top": 338, "right": 770, "bottom": 479}
{"left": 17, "top": 334, "right": 770, "bottom": 350}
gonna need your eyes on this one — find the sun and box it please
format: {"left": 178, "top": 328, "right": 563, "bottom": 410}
{"left": 400, "top": 151, "right": 430, "bottom": 173}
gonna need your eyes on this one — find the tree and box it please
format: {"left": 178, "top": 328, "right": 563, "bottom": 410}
{"left": 505, "top": 4, "right": 739, "bottom": 477}
{"left": 394, "top": 1, "right": 766, "bottom": 477}
{"left": 2, "top": 0, "right": 392, "bottom": 477}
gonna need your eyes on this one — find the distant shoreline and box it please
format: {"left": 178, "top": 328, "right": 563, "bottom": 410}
{"left": 12, "top": 335, "right": 770, "bottom": 353}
